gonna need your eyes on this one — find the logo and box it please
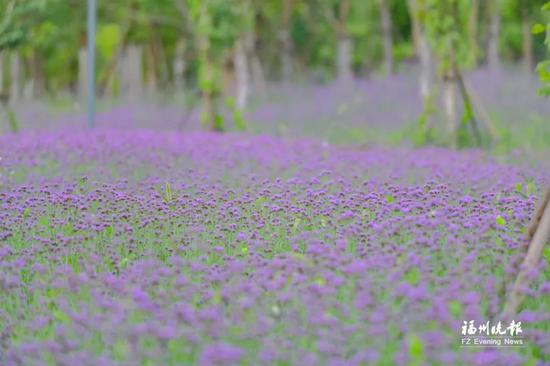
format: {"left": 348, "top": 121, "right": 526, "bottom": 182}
{"left": 460, "top": 320, "right": 525, "bottom": 347}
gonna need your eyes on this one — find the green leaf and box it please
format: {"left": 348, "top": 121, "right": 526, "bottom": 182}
{"left": 448, "top": 300, "right": 462, "bottom": 317}
{"left": 53, "top": 309, "right": 69, "bottom": 323}
{"left": 409, "top": 334, "right": 425, "bottom": 362}
{"left": 532, "top": 23, "right": 546, "bottom": 35}
{"left": 38, "top": 216, "right": 51, "bottom": 228}
{"left": 233, "top": 109, "right": 246, "bottom": 131}
{"left": 63, "top": 223, "right": 74, "bottom": 236}
{"left": 7, "top": 108, "right": 20, "bottom": 133}
{"left": 496, "top": 215, "right": 506, "bottom": 226}
{"left": 538, "top": 85, "right": 550, "bottom": 96}
{"left": 113, "top": 339, "right": 130, "bottom": 361}
{"left": 96, "top": 24, "right": 122, "bottom": 59}
{"left": 526, "top": 181, "right": 537, "bottom": 195}
{"left": 543, "top": 247, "right": 550, "bottom": 263}
{"left": 214, "top": 114, "right": 225, "bottom": 131}
{"left": 104, "top": 225, "right": 114, "bottom": 239}
{"left": 225, "top": 96, "right": 236, "bottom": 108}
{"left": 164, "top": 182, "right": 172, "bottom": 203}
{"left": 537, "top": 64, "right": 550, "bottom": 82}
{"left": 404, "top": 267, "right": 421, "bottom": 285}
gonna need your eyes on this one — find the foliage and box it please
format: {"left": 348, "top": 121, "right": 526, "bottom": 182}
{"left": 0, "top": 0, "right": 49, "bottom": 51}
{"left": 0, "top": 0, "right": 546, "bottom": 96}
{"left": 421, "top": 0, "right": 476, "bottom": 73}
{"left": 532, "top": 1, "right": 550, "bottom": 95}
{"left": 5, "top": 107, "right": 18, "bottom": 132}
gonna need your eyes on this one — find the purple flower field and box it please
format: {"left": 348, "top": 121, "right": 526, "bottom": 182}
{"left": 1, "top": 127, "right": 549, "bottom": 365}
{"left": 8, "top": 69, "right": 550, "bottom": 152}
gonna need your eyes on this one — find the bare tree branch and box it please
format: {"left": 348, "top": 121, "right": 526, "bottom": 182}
{"left": 501, "top": 186, "right": 550, "bottom": 320}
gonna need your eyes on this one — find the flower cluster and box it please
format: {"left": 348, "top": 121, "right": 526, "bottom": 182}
{"left": 0, "top": 129, "right": 549, "bottom": 365}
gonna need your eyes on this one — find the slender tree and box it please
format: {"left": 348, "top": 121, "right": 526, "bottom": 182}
{"left": 487, "top": 0, "right": 501, "bottom": 73}
{"left": 10, "top": 51, "right": 22, "bottom": 104}
{"left": 280, "top": 0, "right": 294, "bottom": 83}
{"left": 121, "top": 44, "right": 143, "bottom": 100}
{"left": 173, "top": 40, "right": 186, "bottom": 92}
{"left": 378, "top": 0, "right": 394, "bottom": 75}
{"left": 521, "top": 2, "right": 533, "bottom": 73}
{"left": 408, "top": 0, "right": 422, "bottom": 57}
{"left": 408, "top": 0, "right": 435, "bottom": 142}
{"left": 311, "top": 0, "right": 357, "bottom": 84}
{"left": 422, "top": 0, "right": 486, "bottom": 148}
{"left": 335, "top": 0, "right": 353, "bottom": 84}
{"left": 189, "top": 0, "right": 221, "bottom": 130}
{"left": 232, "top": 0, "right": 255, "bottom": 109}
{"left": 185, "top": 0, "right": 245, "bottom": 131}
{"left": 233, "top": 38, "right": 249, "bottom": 109}
{"left": 532, "top": 1, "right": 550, "bottom": 95}
{"left": 245, "top": 18, "right": 266, "bottom": 98}
{"left": 467, "top": 0, "right": 480, "bottom": 66}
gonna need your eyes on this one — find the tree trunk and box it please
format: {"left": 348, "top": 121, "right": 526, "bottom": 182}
{"left": 443, "top": 71, "right": 458, "bottom": 149}
{"left": 146, "top": 42, "right": 158, "bottom": 96}
{"left": 245, "top": 31, "right": 266, "bottom": 97}
{"left": 173, "top": 40, "right": 186, "bottom": 92}
{"left": 221, "top": 51, "right": 235, "bottom": 101}
{"left": 197, "top": 33, "right": 220, "bottom": 131}
{"left": 487, "top": 2, "right": 501, "bottom": 73}
{"left": 105, "top": 47, "right": 123, "bottom": 98}
{"left": 23, "top": 82, "right": 33, "bottom": 102}
{"left": 31, "top": 53, "right": 46, "bottom": 99}
{"left": 336, "top": 0, "right": 353, "bottom": 84}
{"left": 22, "top": 54, "right": 33, "bottom": 102}
{"left": 336, "top": 36, "right": 353, "bottom": 84}
{"left": 234, "top": 38, "right": 250, "bottom": 110}
{"left": 407, "top": 0, "right": 422, "bottom": 58}
{"left": 250, "top": 56, "right": 266, "bottom": 95}
{"left": 419, "top": 35, "right": 433, "bottom": 102}
{"left": 280, "top": 0, "right": 293, "bottom": 83}
{"left": 78, "top": 47, "right": 87, "bottom": 103}
{"left": 9, "top": 52, "right": 22, "bottom": 105}
{"left": 0, "top": 52, "right": 3, "bottom": 96}
{"left": 151, "top": 28, "right": 168, "bottom": 89}
{"left": 201, "top": 55, "right": 219, "bottom": 131}
{"left": 408, "top": 0, "right": 434, "bottom": 132}
{"left": 121, "top": 45, "right": 143, "bottom": 100}
{"left": 521, "top": 8, "right": 533, "bottom": 73}
{"left": 408, "top": 0, "right": 435, "bottom": 107}
{"left": 97, "top": 22, "right": 130, "bottom": 98}
{"left": 379, "top": 0, "right": 394, "bottom": 74}
{"left": 202, "top": 86, "right": 216, "bottom": 131}
{"left": 119, "top": 47, "right": 129, "bottom": 97}
{"left": 502, "top": 187, "right": 550, "bottom": 320}
{"left": 280, "top": 31, "right": 293, "bottom": 83}
{"left": 468, "top": 0, "right": 479, "bottom": 65}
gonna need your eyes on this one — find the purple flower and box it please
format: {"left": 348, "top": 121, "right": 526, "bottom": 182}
{"left": 199, "top": 343, "right": 245, "bottom": 365}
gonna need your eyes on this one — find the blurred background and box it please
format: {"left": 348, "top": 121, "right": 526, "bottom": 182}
{"left": 0, "top": 0, "right": 549, "bottom": 154}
